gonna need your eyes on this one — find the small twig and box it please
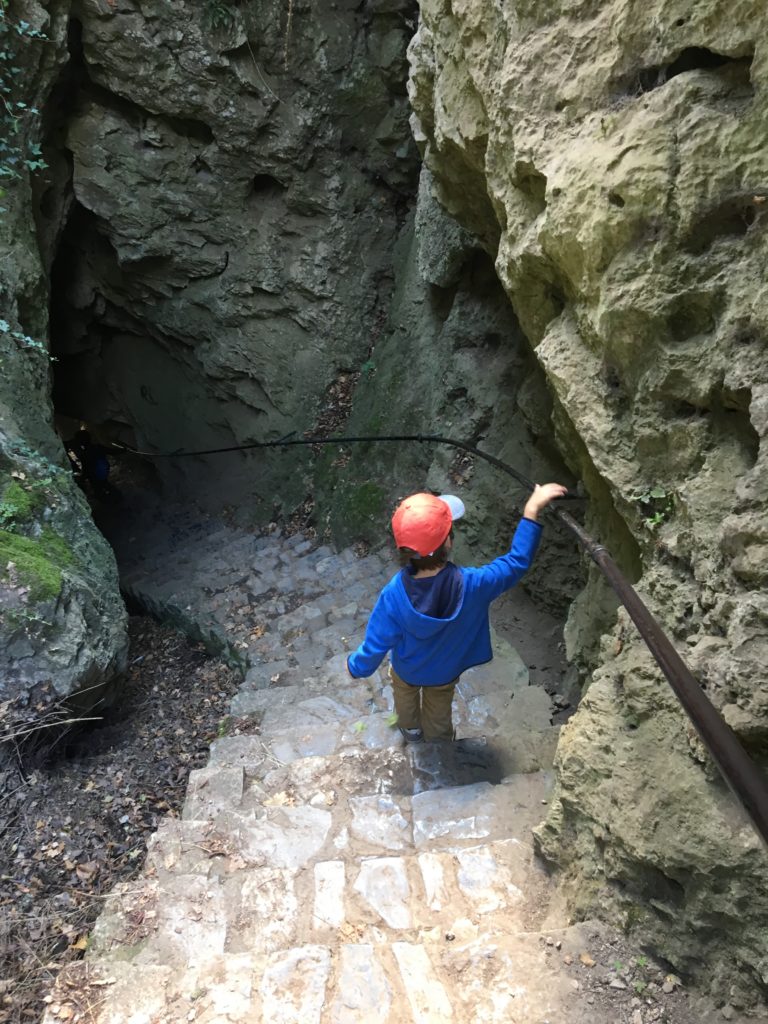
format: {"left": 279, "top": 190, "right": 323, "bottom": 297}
{"left": 260, "top": 740, "right": 284, "bottom": 766}
{"left": 0, "top": 716, "right": 103, "bottom": 742}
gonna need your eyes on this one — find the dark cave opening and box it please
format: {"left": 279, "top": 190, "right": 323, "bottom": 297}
{"left": 617, "top": 46, "right": 754, "bottom": 99}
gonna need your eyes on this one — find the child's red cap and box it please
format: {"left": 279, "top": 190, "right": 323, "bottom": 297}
{"left": 391, "top": 493, "right": 465, "bottom": 557}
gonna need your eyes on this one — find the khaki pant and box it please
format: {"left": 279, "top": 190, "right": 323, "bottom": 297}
{"left": 389, "top": 666, "right": 457, "bottom": 741}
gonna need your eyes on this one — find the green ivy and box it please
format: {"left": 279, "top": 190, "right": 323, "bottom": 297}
{"left": 0, "top": 316, "right": 51, "bottom": 357}
{"left": 0, "top": 478, "right": 44, "bottom": 527}
{"left": 630, "top": 486, "right": 675, "bottom": 531}
{"left": 0, "top": 0, "right": 48, "bottom": 212}
{"left": 203, "top": 0, "right": 238, "bottom": 31}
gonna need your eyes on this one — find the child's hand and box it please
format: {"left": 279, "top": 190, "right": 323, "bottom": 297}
{"left": 523, "top": 483, "right": 569, "bottom": 521}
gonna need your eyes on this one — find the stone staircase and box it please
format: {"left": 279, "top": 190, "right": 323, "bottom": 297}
{"left": 43, "top": 509, "right": 657, "bottom": 1022}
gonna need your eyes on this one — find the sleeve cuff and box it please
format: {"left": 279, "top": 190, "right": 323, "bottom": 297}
{"left": 521, "top": 517, "right": 543, "bottom": 530}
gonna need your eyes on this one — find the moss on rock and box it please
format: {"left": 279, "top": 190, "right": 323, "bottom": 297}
{"left": 328, "top": 480, "right": 387, "bottom": 549}
{"left": 0, "top": 527, "right": 74, "bottom": 602}
{"left": 0, "top": 480, "right": 45, "bottom": 526}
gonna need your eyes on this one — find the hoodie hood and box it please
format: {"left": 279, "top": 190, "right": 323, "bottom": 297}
{"left": 396, "top": 564, "right": 465, "bottom": 638}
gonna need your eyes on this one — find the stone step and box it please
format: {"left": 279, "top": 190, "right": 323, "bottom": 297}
{"left": 48, "top": 524, "right": 578, "bottom": 1024}
{"left": 86, "top": 815, "right": 556, "bottom": 974}
{"left": 182, "top": 744, "right": 554, "bottom": 858}
{"left": 58, "top": 920, "right": 624, "bottom": 1024}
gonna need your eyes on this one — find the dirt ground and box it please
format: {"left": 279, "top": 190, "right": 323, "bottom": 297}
{"left": 0, "top": 618, "right": 242, "bottom": 1024}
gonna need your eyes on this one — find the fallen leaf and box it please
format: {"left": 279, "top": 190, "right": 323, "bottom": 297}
{"left": 75, "top": 861, "right": 99, "bottom": 882}
{"left": 579, "top": 952, "right": 596, "bottom": 968}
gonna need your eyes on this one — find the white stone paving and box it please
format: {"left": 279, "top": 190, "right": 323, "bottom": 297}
{"left": 45, "top": 524, "right": 667, "bottom": 1024}
{"left": 354, "top": 856, "right": 412, "bottom": 929}
{"left": 313, "top": 860, "right": 346, "bottom": 931}
{"left": 260, "top": 945, "right": 331, "bottom": 1024}
{"left": 392, "top": 943, "right": 454, "bottom": 1022}
{"left": 330, "top": 944, "right": 393, "bottom": 1024}
{"left": 235, "top": 868, "right": 299, "bottom": 953}
{"left": 348, "top": 793, "right": 411, "bottom": 851}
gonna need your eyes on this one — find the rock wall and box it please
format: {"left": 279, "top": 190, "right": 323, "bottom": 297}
{"left": 315, "top": 167, "right": 582, "bottom": 616}
{"left": 1, "top": 0, "right": 127, "bottom": 710}
{"left": 4, "top": 0, "right": 579, "bottom": 713}
{"left": 37, "top": 0, "right": 580, "bottom": 599}
{"left": 45, "top": 0, "right": 420, "bottom": 516}
{"left": 408, "top": 0, "right": 768, "bottom": 1009}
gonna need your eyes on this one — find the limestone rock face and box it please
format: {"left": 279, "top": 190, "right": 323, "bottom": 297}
{"left": 313, "top": 167, "right": 582, "bottom": 616}
{"left": 408, "top": 0, "right": 768, "bottom": 1007}
{"left": 3, "top": 0, "right": 578, "bottom": 712}
{"left": 1, "top": 1, "right": 127, "bottom": 710}
{"left": 46, "top": 0, "right": 421, "bottom": 513}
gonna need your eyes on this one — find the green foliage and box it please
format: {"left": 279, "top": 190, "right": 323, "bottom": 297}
{"left": 0, "top": 317, "right": 55, "bottom": 364}
{"left": 630, "top": 486, "right": 674, "bottom": 531}
{"left": 0, "top": 478, "right": 44, "bottom": 527}
{"left": 203, "top": 0, "right": 237, "bottom": 31}
{"left": 0, "top": 527, "right": 73, "bottom": 601}
{"left": 0, "top": 1, "right": 48, "bottom": 210}
{"left": 6, "top": 435, "right": 65, "bottom": 478}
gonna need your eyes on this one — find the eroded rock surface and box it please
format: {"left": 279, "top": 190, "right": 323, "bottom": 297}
{"left": 46, "top": 0, "right": 420, "bottom": 514}
{"left": 1, "top": 0, "right": 127, "bottom": 708}
{"left": 408, "top": 0, "right": 768, "bottom": 1007}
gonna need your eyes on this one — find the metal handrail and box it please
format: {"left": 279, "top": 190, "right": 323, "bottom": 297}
{"left": 107, "top": 430, "right": 768, "bottom": 847}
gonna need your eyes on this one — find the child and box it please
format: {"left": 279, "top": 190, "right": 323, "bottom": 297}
{"left": 346, "top": 485, "right": 568, "bottom": 741}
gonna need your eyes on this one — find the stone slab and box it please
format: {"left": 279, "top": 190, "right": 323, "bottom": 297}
{"left": 349, "top": 794, "right": 412, "bottom": 851}
{"left": 262, "top": 747, "right": 412, "bottom": 803}
{"left": 454, "top": 843, "right": 524, "bottom": 914}
{"left": 228, "top": 867, "right": 299, "bottom": 953}
{"left": 339, "top": 713, "right": 402, "bottom": 751}
{"left": 209, "top": 734, "right": 269, "bottom": 771}
{"left": 179, "top": 953, "right": 255, "bottom": 1021}
{"left": 313, "top": 860, "right": 346, "bottom": 931}
{"left": 269, "top": 724, "right": 343, "bottom": 763}
{"left": 238, "top": 806, "right": 331, "bottom": 870}
{"left": 497, "top": 728, "right": 560, "bottom": 774}
{"left": 353, "top": 856, "right": 412, "bottom": 929}
{"left": 260, "top": 945, "right": 331, "bottom": 1024}
{"left": 392, "top": 943, "right": 453, "bottom": 1021}
{"left": 137, "top": 874, "right": 227, "bottom": 967}
{"left": 329, "top": 944, "right": 393, "bottom": 1024}
{"left": 408, "top": 738, "right": 503, "bottom": 793}
{"left": 510, "top": 686, "right": 554, "bottom": 730}
{"left": 46, "top": 963, "right": 172, "bottom": 1024}
{"left": 182, "top": 765, "right": 244, "bottom": 821}
{"left": 418, "top": 851, "right": 450, "bottom": 912}
{"left": 411, "top": 782, "right": 498, "bottom": 848}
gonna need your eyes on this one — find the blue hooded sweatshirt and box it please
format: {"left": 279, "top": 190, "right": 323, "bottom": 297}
{"left": 347, "top": 517, "right": 542, "bottom": 686}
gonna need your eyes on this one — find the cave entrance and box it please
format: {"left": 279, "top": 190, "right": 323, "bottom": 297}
{"left": 47, "top": 199, "right": 167, "bottom": 548}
